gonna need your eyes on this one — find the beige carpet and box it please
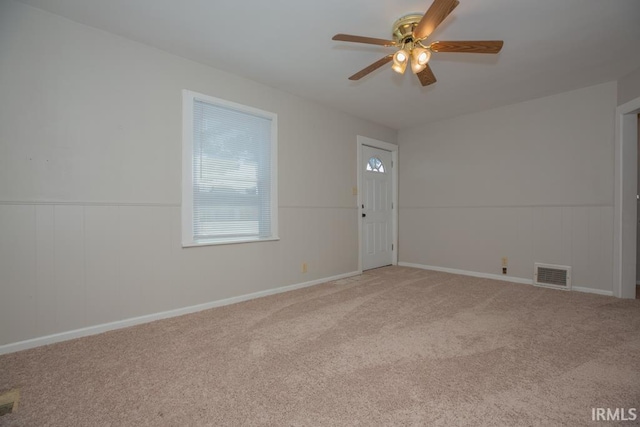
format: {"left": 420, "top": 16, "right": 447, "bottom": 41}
{"left": 1, "top": 266, "right": 639, "bottom": 426}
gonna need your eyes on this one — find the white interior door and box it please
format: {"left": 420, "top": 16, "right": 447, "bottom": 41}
{"left": 361, "top": 145, "right": 393, "bottom": 270}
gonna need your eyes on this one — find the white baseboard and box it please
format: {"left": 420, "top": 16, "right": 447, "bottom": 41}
{"left": 0, "top": 271, "right": 360, "bottom": 355}
{"left": 398, "top": 262, "right": 532, "bottom": 285}
{"left": 571, "top": 286, "right": 614, "bottom": 296}
{"left": 398, "top": 262, "right": 614, "bottom": 296}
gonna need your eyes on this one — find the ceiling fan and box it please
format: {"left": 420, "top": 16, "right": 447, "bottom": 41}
{"left": 332, "top": 0, "right": 503, "bottom": 86}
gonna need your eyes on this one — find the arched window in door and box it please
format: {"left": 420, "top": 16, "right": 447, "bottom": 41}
{"left": 366, "top": 156, "right": 386, "bottom": 173}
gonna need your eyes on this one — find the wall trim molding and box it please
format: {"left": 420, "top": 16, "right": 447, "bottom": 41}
{"left": 398, "top": 262, "right": 532, "bottom": 284}
{"left": 398, "top": 262, "right": 614, "bottom": 296}
{"left": 0, "top": 271, "right": 360, "bottom": 355}
{"left": 0, "top": 201, "right": 358, "bottom": 210}
{"left": 0, "top": 200, "right": 180, "bottom": 207}
{"left": 571, "top": 286, "right": 614, "bottom": 296}
{"left": 613, "top": 95, "right": 640, "bottom": 298}
{"left": 400, "top": 204, "right": 614, "bottom": 209}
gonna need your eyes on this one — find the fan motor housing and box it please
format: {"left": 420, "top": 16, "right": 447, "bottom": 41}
{"left": 392, "top": 14, "right": 423, "bottom": 42}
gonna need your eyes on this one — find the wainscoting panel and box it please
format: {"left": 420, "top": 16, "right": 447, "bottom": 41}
{"left": 399, "top": 205, "right": 614, "bottom": 293}
{"left": 35, "top": 205, "right": 57, "bottom": 337}
{"left": 54, "top": 205, "right": 86, "bottom": 332}
{"left": 0, "top": 203, "right": 359, "bottom": 346}
{"left": 0, "top": 205, "right": 36, "bottom": 344}
{"left": 84, "top": 206, "right": 122, "bottom": 325}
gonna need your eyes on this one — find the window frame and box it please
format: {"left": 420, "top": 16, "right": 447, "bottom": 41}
{"left": 181, "top": 90, "right": 279, "bottom": 248}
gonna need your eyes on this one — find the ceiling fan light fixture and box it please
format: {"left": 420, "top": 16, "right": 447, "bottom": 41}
{"left": 410, "top": 47, "right": 431, "bottom": 74}
{"left": 410, "top": 60, "right": 426, "bottom": 74}
{"left": 414, "top": 48, "right": 431, "bottom": 65}
{"left": 392, "top": 49, "right": 409, "bottom": 74}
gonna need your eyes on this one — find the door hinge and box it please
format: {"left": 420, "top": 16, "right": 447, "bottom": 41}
{"left": 391, "top": 160, "right": 394, "bottom": 168}
{"left": 391, "top": 202, "right": 394, "bottom": 209}
{"left": 392, "top": 244, "right": 394, "bottom": 251}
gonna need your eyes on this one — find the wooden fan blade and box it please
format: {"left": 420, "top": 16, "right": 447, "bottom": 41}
{"left": 430, "top": 40, "right": 504, "bottom": 53}
{"left": 417, "top": 64, "right": 437, "bottom": 86}
{"left": 348, "top": 55, "right": 394, "bottom": 80}
{"left": 413, "top": 0, "right": 459, "bottom": 41}
{"left": 332, "top": 34, "right": 396, "bottom": 47}
{"left": 448, "top": 0, "right": 460, "bottom": 16}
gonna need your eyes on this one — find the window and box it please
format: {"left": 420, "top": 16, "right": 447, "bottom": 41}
{"left": 182, "top": 90, "right": 278, "bottom": 246}
{"left": 366, "top": 156, "right": 386, "bottom": 173}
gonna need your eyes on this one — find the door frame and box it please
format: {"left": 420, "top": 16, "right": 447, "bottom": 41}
{"left": 614, "top": 96, "right": 640, "bottom": 298}
{"left": 357, "top": 135, "right": 398, "bottom": 272}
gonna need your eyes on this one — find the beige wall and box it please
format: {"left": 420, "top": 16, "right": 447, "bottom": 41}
{"left": 0, "top": 1, "right": 396, "bottom": 347}
{"left": 618, "top": 67, "right": 640, "bottom": 107}
{"left": 398, "top": 82, "right": 617, "bottom": 293}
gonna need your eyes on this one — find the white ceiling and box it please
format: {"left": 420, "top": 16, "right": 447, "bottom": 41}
{"left": 16, "top": 0, "right": 640, "bottom": 130}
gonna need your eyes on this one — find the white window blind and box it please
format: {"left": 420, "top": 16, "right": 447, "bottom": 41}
{"left": 182, "top": 91, "right": 278, "bottom": 246}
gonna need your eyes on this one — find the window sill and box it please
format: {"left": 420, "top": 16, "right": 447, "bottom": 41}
{"left": 182, "top": 236, "right": 280, "bottom": 248}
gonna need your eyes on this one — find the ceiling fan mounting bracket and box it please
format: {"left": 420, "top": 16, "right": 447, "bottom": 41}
{"left": 392, "top": 14, "right": 424, "bottom": 43}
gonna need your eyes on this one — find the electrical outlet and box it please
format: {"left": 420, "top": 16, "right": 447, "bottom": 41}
{"left": 501, "top": 257, "right": 508, "bottom": 267}
{"left": 302, "top": 262, "right": 308, "bottom": 273}
{"left": 502, "top": 267, "right": 507, "bottom": 275}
